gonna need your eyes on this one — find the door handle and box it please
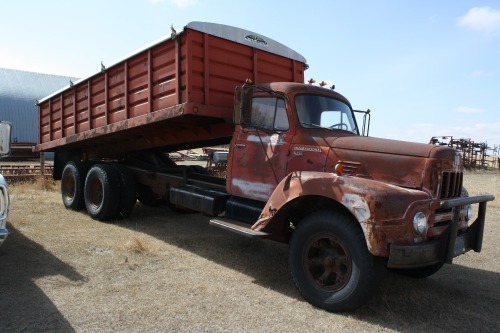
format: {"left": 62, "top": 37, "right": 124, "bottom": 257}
{"left": 234, "top": 144, "right": 247, "bottom": 148}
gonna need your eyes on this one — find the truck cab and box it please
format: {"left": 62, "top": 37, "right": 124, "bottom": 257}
{"left": 208, "top": 81, "right": 494, "bottom": 311}
{"left": 228, "top": 82, "right": 358, "bottom": 201}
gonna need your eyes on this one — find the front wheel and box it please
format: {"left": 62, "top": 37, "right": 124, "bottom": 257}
{"left": 289, "top": 210, "right": 377, "bottom": 312}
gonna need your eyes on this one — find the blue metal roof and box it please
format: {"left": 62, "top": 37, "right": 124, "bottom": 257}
{"left": 0, "top": 68, "right": 78, "bottom": 143}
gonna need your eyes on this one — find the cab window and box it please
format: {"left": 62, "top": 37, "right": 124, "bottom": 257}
{"left": 250, "top": 97, "right": 289, "bottom": 131}
{"left": 295, "top": 94, "right": 357, "bottom": 133}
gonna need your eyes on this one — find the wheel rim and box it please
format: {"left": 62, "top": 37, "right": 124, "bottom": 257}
{"left": 303, "top": 233, "right": 352, "bottom": 292}
{"left": 62, "top": 171, "right": 76, "bottom": 201}
{"left": 88, "top": 175, "right": 103, "bottom": 209}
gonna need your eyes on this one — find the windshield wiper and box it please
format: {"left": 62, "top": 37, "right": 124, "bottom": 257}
{"left": 300, "top": 121, "right": 356, "bottom": 134}
{"left": 300, "top": 121, "right": 322, "bottom": 128}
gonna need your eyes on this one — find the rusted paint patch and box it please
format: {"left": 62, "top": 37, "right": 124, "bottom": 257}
{"left": 342, "top": 193, "right": 370, "bottom": 223}
{"left": 246, "top": 134, "right": 286, "bottom": 145}
{"left": 231, "top": 178, "right": 276, "bottom": 202}
{"left": 252, "top": 170, "right": 435, "bottom": 256}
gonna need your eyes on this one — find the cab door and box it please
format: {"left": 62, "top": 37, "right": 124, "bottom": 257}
{"left": 227, "top": 96, "right": 292, "bottom": 202}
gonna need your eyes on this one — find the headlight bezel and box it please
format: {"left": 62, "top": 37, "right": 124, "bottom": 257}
{"left": 413, "top": 211, "right": 428, "bottom": 235}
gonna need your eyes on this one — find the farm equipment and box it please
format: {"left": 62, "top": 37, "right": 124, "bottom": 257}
{"left": 430, "top": 136, "right": 498, "bottom": 170}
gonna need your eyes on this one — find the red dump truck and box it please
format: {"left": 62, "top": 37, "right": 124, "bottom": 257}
{"left": 36, "top": 22, "right": 495, "bottom": 312}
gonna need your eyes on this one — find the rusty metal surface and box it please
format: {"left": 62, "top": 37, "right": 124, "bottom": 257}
{"left": 223, "top": 82, "right": 485, "bottom": 258}
{"left": 0, "top": 165, "right": 53, "bottom": 183}
{"left": 252, "top": 171, "right": 431, "bottom": 256}
{"left": 387, "top": 195, "right": 494, "bottom": 268}
{"left": 227, "top": 82, "right": 464, "bottom": 202}
{"left": 251, "top": 169, "right": 493, "bottom": 260}
{"left": 8, "top": 143, "right": 39, "bottom": 160}
{"left": 226, "top": 82, "right": 354, "bottom": 201}
{"left": 329, "top": 138, "right": 460, "bottom": 197}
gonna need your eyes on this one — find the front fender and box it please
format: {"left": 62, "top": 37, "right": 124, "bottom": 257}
{"left": 253, "top": 171, "right": 431, "bottom": 256}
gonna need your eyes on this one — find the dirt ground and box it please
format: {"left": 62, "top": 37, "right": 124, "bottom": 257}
{"left": 0, "top": 173, "right": 499, "bottom": 332}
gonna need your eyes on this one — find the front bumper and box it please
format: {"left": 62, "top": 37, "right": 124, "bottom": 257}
{"left": 387, "top": 194, "right": 495, "bottom": 268}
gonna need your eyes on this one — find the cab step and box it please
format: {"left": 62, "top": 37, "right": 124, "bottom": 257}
{"left": 209, "top": 218, "right": 269, "bottom": 239}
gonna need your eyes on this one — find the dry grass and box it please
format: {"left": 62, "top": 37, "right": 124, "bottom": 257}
{"left": 125, "top": 236, "right": 155, "bottom": 254}
{"left": 9, "top": 176, "right": 59, "bottom": 192}
{"left": 0, "top": 173, "right": 499, "bottom": 332}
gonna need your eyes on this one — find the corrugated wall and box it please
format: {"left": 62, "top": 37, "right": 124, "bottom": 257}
{"left": 0, "top": 68, "right": 77, "bottom": 143}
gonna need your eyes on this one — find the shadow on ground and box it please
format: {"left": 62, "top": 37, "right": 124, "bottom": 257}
{"left": 0, "top": 225, "right": 86, "bottom": 332}
{"left": 120, "top": 203, "right": 500, "bottom": 332}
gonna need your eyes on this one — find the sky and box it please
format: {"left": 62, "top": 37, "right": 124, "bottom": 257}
{"left": 1, "top": 0, "right": 499, "bottom": 146}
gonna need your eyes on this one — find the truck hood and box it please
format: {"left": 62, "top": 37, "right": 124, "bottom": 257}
{"left": 331, "top": 136, "right": 435, "bottom": 157}
{"left": 327, "top": 135, "right": 455, "bottom": 191}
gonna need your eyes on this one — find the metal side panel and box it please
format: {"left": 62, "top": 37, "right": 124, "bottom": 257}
{"left": 170, "top": 185, "right": 229, "bottom": 216}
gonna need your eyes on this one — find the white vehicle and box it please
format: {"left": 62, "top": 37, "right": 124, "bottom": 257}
{"left": 0, "top": 122, "right": 12, "bottom": 246}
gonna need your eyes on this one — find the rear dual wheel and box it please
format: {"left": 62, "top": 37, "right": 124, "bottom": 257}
{"left": 83, "top": 164, "right": 137, "bottom": 221}
{"left": 61, "top": 161, "right": 137, "bottom": 221}
{"left": 84, "top": 164, "right": 121, "bottom": 221}
{"left": 61, "top": 161, "right": 88, "bottom": 210}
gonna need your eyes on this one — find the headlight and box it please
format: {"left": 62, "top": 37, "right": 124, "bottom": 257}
{"left": 413, "top": 211, "right": 428, "bottom": 235}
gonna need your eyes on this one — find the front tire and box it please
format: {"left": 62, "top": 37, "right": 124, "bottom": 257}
{"left": 289, "top": 210, "right": 377, "bottom": 312}
{"left": 84, "top": 164, "right": 120, "bottom": 221}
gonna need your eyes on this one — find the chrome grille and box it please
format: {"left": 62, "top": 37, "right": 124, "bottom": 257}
{"left": 440, "top": 171, "right": 463, "bottom": 198}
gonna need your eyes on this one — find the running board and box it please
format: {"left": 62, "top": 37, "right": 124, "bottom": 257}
{"left": 209, "top": 218, "right": 269, "bottom": 239}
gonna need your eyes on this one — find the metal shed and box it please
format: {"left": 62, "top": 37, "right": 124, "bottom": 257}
{"left": 0, "top": 68, "right": 77, "bottom": 158}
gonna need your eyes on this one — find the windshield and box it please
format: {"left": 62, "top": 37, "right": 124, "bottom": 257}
{"left": 295, "top": 94, "right": 358, "bottom": 134}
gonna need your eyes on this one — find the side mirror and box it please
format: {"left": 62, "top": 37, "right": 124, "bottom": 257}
{"left": 233, "top": 85, "right": 253, "bottom": 126}
{"left": 0, "top": 122, "right": 12, "bottom": 158}
{"left": 234, "top": 86, "right": 243, "bottom": 125}
{"left": 352, "top": 109, "right": 371, "bottom": 136}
